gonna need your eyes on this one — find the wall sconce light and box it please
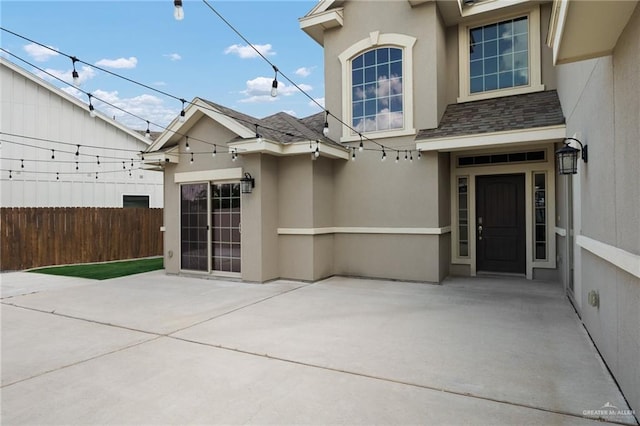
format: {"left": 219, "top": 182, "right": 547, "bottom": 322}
{"left": 240, "top": 172, "right": 255, "bottom": 194}
{"left": 556, "top": 137, "right": 588, "bottom": 175}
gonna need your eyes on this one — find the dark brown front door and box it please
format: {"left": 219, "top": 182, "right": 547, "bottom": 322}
{"left": 476, "top": 174, "right": 526, "bottom": 274}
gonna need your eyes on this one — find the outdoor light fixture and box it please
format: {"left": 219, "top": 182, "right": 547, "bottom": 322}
{"left": 240, "top": 172, "right": 255, "bottom": 194}
{"left": 174, "top": 0, "right": 184, "bottom": 20}
{"left": 556, "top": 137, "right": 588, "bottom": 175}
{"left": 271, "top": 66, "right": 279, "bottom": 97}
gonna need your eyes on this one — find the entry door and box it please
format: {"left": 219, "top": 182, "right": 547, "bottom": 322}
{"left": 476, "top": 174, "right": 526, "bottom": 274}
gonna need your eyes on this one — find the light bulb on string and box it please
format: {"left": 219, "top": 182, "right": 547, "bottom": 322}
{"left": 212, "top": 145, "right": 217, "bottom": 157}
{"left": 21, "top": 159, "right": 24, "bottom": 169}
{"left": 9, "top": 170, "right": 12, "bottom": 180}
{"left": 404, "top": 150, "right": 408, "bottom": 161}
{"left": 51, "top": 149, "right": 55, "bottom": 160}
{"left": 88, "top": 94, "right": 96, "bottom": 118}
{"left": 75, "top": 145, "right": 80, "bottom": 157}
{"left": 145, "top": 121, "right": 151, "bottom": 139}
{"left": 123, "top": 161, "right": 126, "bottom": 170}
{"left": 351, "top": 148, "right": 356, "bottom": 161}
{"left": 185, "top": 136, "right": 190, "bottom": 151}
{"left": 314, "top": 142, "right": 320, "bottom": 158}
{"left": 410, "top": 151, "right": 413, "bottom": 162}
{"left": 95, "top": 172, "right": 99, "bottom": 180}
{"left": 70, "top": 56, "right": 80, "bottom": 86}
{"left": 271, "top": 66, "right": 279, "bottom": 97}
{"left": 190, "top": 152, "right": 194, "bottom": 164}
{"left": 255, "top": 125, "right": 263, "bottom": 144}
{"left": 75, "top": 161, "right": 79, "bottom": 171}
{"left": 56, "top": 172, "right": 59, "bottom": 181}
{"left": 322, "top": 111, "right": 330, "bottom": 137}
{"left": 359, "top": 134, "right": 364, "bottom": 152}
{"left": 418, "top": 150, "right": 422, "bottom": 159}
{"left": 130, "top": 159, "right": 134, "bottom": 168}
{"left": 382, "top": 148, "right": 386, "bottom": 162}
{"left": 396, "top": 151, "right": 400, "bottom": 163}
{"left": 179, "top": 99, "right": 186, "bottom": 123}
{"left": 174, "top": 0, "right": 184, "bottom": 20}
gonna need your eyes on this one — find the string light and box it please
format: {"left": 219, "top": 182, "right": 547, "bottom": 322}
{"left": 75, "top": 161, "right": 79, "bottom": 170}
{"left": 396, "top": 151, "right": 400, "bottom": 163}
{"left": 190, "top": 152, "right": 194, "bottom": 164}
{"left": 255, "top": 124, "right": 263, "bottom": 144}
{"left": 351, "top": 147, "right": 356, "bottom": 161}
{"left": 56, "top": 172, "right": 59, "bottom": 180}
{"left": 231, "top": 149, "right": 237, "bottom": 162}
{"left": 382, "top": 148, "right": 386, "bottom": 162}
{"left": 51, "top": 149, "right": 55, "bottom": 159}
{"left": 271, "top": 66, "right": 279, "bottom": 97}
{"left": 9, "top": 170, "right": 12, "bottom": 180}
{"left": 185, "top": 136, "right": 190, "bottom": 151}
{"left": 323, "top": 111, "right": 330, "bottom": 137}
{"left": 88, "top": 94, "right": 96, "bottom": 118}
{"left": 179, "top": 99, "right": 186, "bottom": 123}
{"left": 20, "top": 159, "right": 24, "bottom": 169}
{"left": 70, "top": 56, "right": 80, "bottom": 86}
{"left": 174, "top": 0, "right": 184, "bottom": 20}
{"left": 145, "top": 121, "right": 151, "bottom": 139}
{"left": 404, "top": 150, "right": 408, "bottom": 161}
{"left": 418, "top": 150, "right": 422, "bottom": 159}
{"left": 314, "top": 141, "right": 320, "bottom": 158}
{"left": 359, "top": 134, "right": 364, "bottom": 152}
{"left": 130, "top": 158, "right": 134, "bottom": 168}
{"left": 95, "top": 172, "right": 99, "bottom": 179}
{"left": 212, "top": 145, "right": 217, "bottom": 157}
{"left": 410, "top": 151, "right": 413, "bottom": 162}
{"left": 123, "top": 161, "right": 126, "bottom": 170}
{"left": 75, "top": 145, "right": 80, "bottom": 157}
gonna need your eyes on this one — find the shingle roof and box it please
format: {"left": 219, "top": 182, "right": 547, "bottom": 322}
{"left": 416, "top": 90, "right": 565, "bottom": 140}
{"left": 200, "top": 99, "right": 333, "bottom": 145}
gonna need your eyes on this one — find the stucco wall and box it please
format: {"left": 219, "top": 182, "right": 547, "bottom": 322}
{"left": 555, "top": 4, "right": 640, "bottom": 413}
{"left": 322, "top": 0, "right": 441, "bottom": 139}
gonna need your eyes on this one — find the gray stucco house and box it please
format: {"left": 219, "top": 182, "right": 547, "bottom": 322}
{"left": 145, "top": 0, "right": 639, "bottom": 413}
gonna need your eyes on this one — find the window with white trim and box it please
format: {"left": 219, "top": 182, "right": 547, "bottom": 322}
{"left": 339, "top": 33, "right": 416, "bottom": 141}
{"left": 351, "top": 47, "right": 403, "bottom": 133}
{"left": 458, "top": 6, "right": 543, "bottom": 102}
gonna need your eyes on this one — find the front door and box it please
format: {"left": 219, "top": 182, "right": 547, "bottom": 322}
{"left": 476, "top": 174, "right": 526, "bottom": 274}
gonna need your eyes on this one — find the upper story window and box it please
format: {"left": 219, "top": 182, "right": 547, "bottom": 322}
{"left": 458, "top": 6, "right": 543, "bottom": 102}
{"left": 339, "top": 32, "right": 416, "bottom": 142}
{"left": 469, "top": 16, "right": 529, "bottom": 93}
{"left": 351, "top": 47, "right": 403, "bottom": 133}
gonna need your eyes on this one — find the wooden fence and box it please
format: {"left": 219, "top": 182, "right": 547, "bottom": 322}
{"left": 0, "top": 208, "right": 163, "bottom": 271}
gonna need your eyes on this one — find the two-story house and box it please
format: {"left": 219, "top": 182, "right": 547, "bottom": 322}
{"left": 145, "top": 0, "right": 638, "bottom": 413}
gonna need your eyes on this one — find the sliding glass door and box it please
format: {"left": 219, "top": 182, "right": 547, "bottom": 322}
{"left": 180, "top": 182, "right": 241, "bottom": 274}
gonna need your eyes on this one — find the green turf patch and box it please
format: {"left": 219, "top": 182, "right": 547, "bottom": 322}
{"left": 29, "top": 257, "right": 164, "bottom": 280}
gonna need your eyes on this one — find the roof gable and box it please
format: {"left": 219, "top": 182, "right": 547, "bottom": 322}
{"left": 0, "top": 58, "right": 149, "bottom": 145}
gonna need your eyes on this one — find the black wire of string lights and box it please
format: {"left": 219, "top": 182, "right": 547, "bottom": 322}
{"left": 1, "top": 14, "right": 421, "bottom": 162}
{"left": 198, "top": 0, "right": 421, "bottom": 159}
{"left": 0, "top": 28, "right": 322, "bottom": 152}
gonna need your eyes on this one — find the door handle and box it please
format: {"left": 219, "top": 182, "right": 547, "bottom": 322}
{"left": 478, "top": 224, "right": 483, "bottom": 240}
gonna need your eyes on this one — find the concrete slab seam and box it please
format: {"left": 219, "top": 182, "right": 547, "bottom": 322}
{"left": 169, "top": 334, "right": 639, "bottom": 426}
{"left": 1, "top": 336, "right": 163, "bottom": 389}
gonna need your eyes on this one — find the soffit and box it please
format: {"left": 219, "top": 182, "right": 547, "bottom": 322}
{"left": 548, "top": 0, "right": 639, "bottom": 64}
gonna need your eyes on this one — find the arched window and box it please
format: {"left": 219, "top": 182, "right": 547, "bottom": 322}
{"left": 339, "top": 33, "right": 416, "bottom": 141}
{"left": 351, "top": 47, "right": 404, "bottom": 133}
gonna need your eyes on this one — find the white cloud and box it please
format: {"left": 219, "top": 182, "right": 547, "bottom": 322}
{"left": 23, "top": 43, "right": 59, "bottom": 62}
{"left": 309, "top": 97, "right": 325, "bottom": 109}
{"left": 295, "top": 67, "right": 313, "bottom": 77}
{"left": 163, "top": 53, "right": 182, "bottom": 61}
{"left": 239, "top": 76, "right": 312, "bottom": 103}
{"left": 153, "top": 81, "right": 167, "bottom": 87}
{"left": 89, "top": 90, "right": 179, "bottom": 129}
{"left": 35, "top": 65, "right": 96, "bottom": 86}
{"left": 95, "top": 57, "right": 138, "bottom": 69}
{"left": 224, "top": 43, "right": 275, "bottom": 59}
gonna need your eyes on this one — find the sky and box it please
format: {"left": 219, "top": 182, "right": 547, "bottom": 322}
{"left": 1, "top": 0, "right": 325, "bottom": 131}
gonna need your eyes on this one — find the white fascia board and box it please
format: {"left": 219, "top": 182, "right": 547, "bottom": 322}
{"left": 229, "top": 140, "right": 349, "bottom": 160}
{"left": 140, "top": 149, "right": 179, "bottom": 164}
{"left": 1, "top": 58, "right": 150, "bottom": 145}
{"left": 416, "top": 125, "right": 566, "bottom": 152}
{"left": 175, "top": 167, "right": 243, "bottom": 184}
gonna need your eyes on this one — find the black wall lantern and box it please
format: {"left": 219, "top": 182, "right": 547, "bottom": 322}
{"left": 240, "top": 172, "right": 255, "bottom": 194}
{"left": 556, "top": 137, "right": 588, "bottom": 175}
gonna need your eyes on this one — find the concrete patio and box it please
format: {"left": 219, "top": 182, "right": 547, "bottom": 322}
{"left": 1, "top": 270, "right": 637, "bottom": 425}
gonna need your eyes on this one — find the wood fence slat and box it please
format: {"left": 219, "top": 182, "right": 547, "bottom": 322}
{"left": 0, "top": 207, "right": 163, "bottom": 271}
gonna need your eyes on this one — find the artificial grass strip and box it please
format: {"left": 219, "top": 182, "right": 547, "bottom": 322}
{"left": 29, "top": 257, "right": 163, "bottom": 280}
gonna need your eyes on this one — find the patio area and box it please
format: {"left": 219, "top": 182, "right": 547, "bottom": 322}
{"left": 1, "top": 270, "right": 637, "bottom": 425}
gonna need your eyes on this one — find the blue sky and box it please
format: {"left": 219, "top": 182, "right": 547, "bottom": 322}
{"left": 1, "top": 0, "right": 324, "bottom": 131}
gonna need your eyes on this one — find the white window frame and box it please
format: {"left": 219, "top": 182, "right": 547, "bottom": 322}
{"left": 457, "top": 5, "right": 544, "bottom": 103}
{"left": 338, "top": 32, "right": 416, "bottom": 143}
